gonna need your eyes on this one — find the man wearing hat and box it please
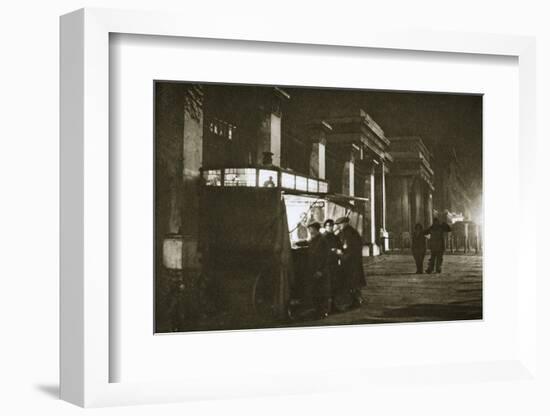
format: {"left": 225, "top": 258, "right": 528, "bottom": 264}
{"left": 323, "top": 219, "right": 343, "bottom": 311}
{"left": 334, "top": 216, "right": 366, "bottom": 308}
{"left": 304, "top": 221, "right": 331, "bottom": 318}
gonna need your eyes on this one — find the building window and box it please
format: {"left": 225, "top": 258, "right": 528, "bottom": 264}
{"left": 206, "top": 117, "right": 236, "bottom": 141}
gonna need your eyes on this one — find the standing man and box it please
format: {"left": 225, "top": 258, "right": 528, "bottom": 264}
{"left": 424, "top": 217, "right": 452, "bottom": 274}
{"left": 334, "top": 216, "right": 366, "bottom": 308}
{"left": 411, "top": 223, "right": 427, "bottom": 274}
{"left": 305, "top": 222, "right": 331, "bottom": 318}
{"left": 322, "top": 219, "right": 342, "bottom": 311}
{"left": 263, "top": 176, "right": 275, "bottom": 187}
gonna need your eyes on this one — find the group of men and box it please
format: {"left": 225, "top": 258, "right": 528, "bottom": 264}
{"left": 298, "top": 214, "right": 454, "bottom": 319}
{"left": 301, "top": 216, "right": 366, "bottom": 319}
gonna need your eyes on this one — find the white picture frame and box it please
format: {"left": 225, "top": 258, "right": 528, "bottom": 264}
{"left": 60, "top": 7, "right": 538, "bottom": 408}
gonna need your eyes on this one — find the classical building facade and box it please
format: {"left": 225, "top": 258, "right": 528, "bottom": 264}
{"left": 155, "top": 83, "right": 397, "bottom": 298}
{"left": 156, "top": 82, "right": 292, "bottom": 272}
{"left": 386, "top": 136, "right": 434, "bottom": 249}
{"left": 323, "top": 109, "right": 392, "bottom": 255}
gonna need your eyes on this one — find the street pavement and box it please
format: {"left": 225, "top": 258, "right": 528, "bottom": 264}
{"left": 304, "top": 253, "right": 483, "bottom": 327}
{"left": 173, "top": 252, "right": 482, "bottom": 332}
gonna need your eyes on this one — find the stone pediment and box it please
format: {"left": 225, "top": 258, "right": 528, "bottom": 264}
{"left": 324, "top": 109, "right": 390, "bottom": 164}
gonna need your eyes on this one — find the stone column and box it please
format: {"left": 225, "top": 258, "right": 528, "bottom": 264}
{"left": 257, "top": 112, "right": 281, "bottom": 166}
{"left": 342, "top": 151, "right": 355, "bottom": 196}
{"left": 414, "top": 180, "right": 423, "bottom": 226}
{"left": 181, "top": 85, "right": 204, "bottom": 271}
{"left": 425, "top": 190, "right": 433, "bottom": 226}
{"left": 369, "top": 164, "right": 379, "bottom": 255}
{"left": 256, "top": 88, "right": 288, "bottom": 167}
{"left": 401, "top": 176, "right": 411, "bottom": 248}
{"left": 464, "top": 223, "right": 470, "bottom": 253}
{"left": 308, "top": 122, "right": 331, "bottom": 179}
{"left": 310, "top": 140, "right": 326, "bottom": 179}
{"left": 380, "top": 162, "right": 389, "bottom": 251}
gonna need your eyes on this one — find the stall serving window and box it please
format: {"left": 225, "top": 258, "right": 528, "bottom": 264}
{"left": 201, "top": 167, "right": 329, "bottom": 193}
{"left": 259, "top": 169, "right": 278, "bottom": 187}
{"left": 204, "top": 169, "right": 222, "bottom": 186}
{"left": 281, "top": 172, "right": 295, "bottom": 189}
{"left": 224, "top": 168, "right": 256, "bottom": 187}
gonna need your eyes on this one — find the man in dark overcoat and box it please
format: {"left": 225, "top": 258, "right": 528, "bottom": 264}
{"left": 322, "top": 219, "right": 342, "bottom": 311}
{"left": 334, "top": 216, "right": 366, "bottom": 308}
{"left": 424, "top": 217, "right": 453, "bottom": 273}
{"left": 412, "top": 223, "right": 427, "bottom": 274}
{"left": 305, "top": 222, "right": 331, "bottom": 318}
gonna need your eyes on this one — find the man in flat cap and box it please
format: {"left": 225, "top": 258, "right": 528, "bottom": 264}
{"left": 335, "top": 216, "right": 366, "bottom": 308}
{"left": 304, "top": 221, "right": 331, "bottom": 318}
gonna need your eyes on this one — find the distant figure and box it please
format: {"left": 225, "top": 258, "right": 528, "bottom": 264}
{"left": 305, "top": 222, "right": 331, "bottom": 318}
{"left": 424, "top": 217, "right": 452, "bottom": 274}
{"left": 334, "top": 216, "right": 366, "bottom": 308}
{"left": 411, "top": 223, "right": 427, "bottom": 274}
{"left": 263, "top": 176, "right": 275, "bottom": 187}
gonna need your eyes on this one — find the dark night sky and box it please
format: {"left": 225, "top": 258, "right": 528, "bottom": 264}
{"left": 284, "top": 87, "right": 483, "bottom": 195}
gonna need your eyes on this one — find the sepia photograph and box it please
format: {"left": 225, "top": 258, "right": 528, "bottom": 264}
{"left": 154, "top": 82, "right": 483, "bottom": 333}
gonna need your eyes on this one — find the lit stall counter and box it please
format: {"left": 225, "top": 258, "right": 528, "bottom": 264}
{"left": 201, "top": 166, "right": 329, "bottom": 194}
